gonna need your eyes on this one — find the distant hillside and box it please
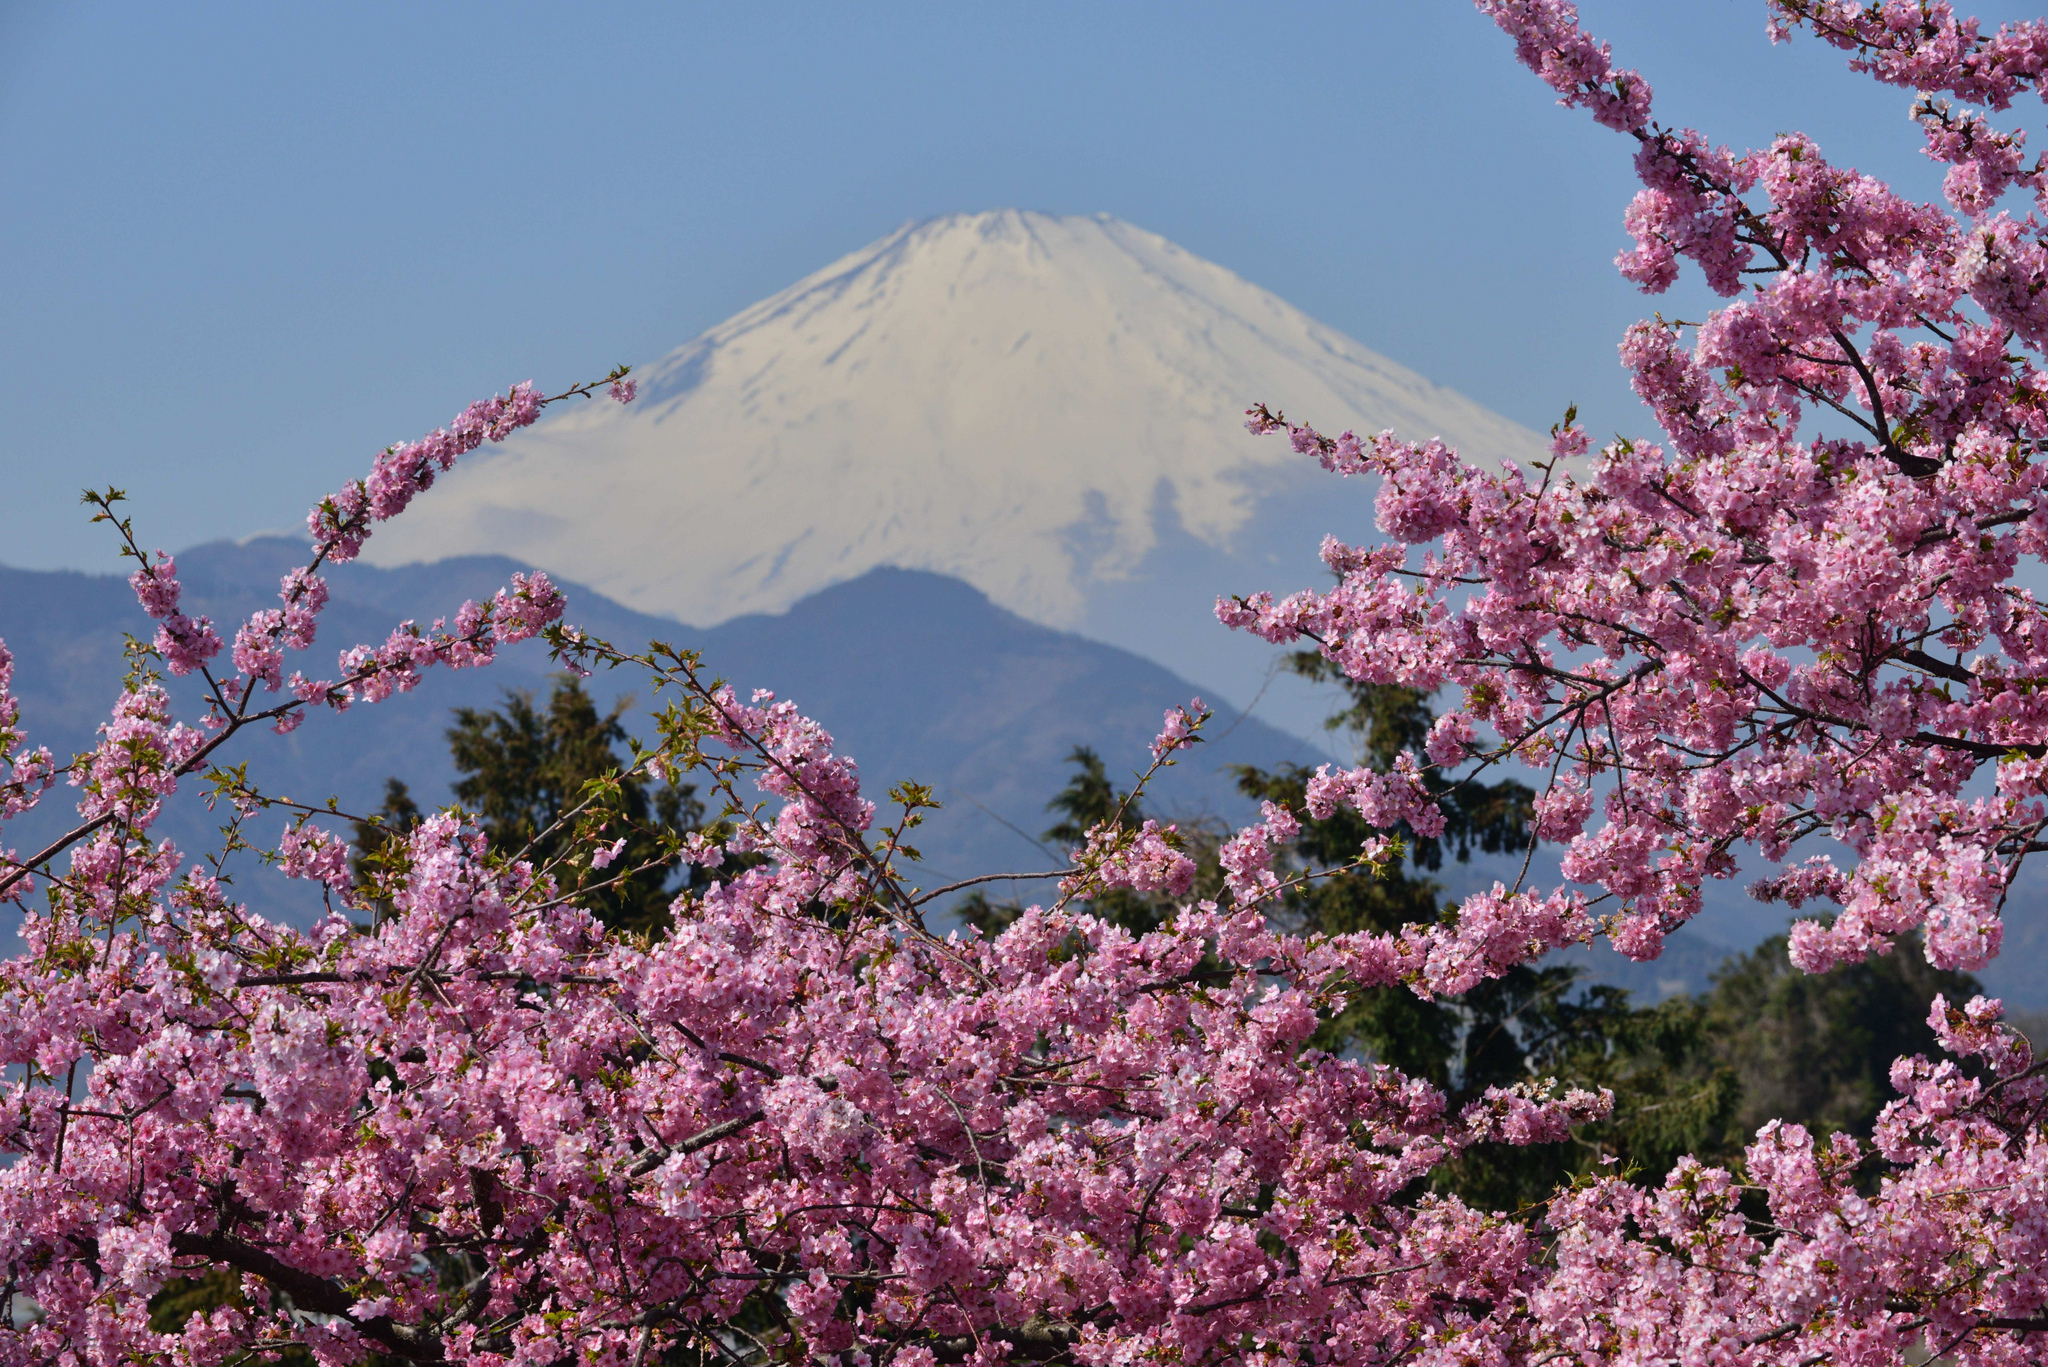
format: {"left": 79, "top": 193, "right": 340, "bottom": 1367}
{"left": 0, "top": 538, "right": 1330, "bottom": 921}
{"left": 13, "top": 537, "right": 2034, "bottom": 1010}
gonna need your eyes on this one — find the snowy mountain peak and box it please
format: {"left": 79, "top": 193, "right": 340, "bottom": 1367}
{"left": 365, "top": 210, "right": 1545, "bottom": 630}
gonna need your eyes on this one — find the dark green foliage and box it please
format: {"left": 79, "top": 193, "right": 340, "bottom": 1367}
{"left": 1564, "top": 991, "right": 1740, "bottom": 1176}
{"left": 349, "top": 776, "right": 422, "bottom": 923}
{"left": 1702, "top": 930, "right": 1981, "bottom": 1146}
{"left": 1283, "top": 653, "right": 1533, "bottom": 869}
{"left": 955, "top": 886, "right": 1027, "bottom": 939}
{"left": 353, "top": 677, "right": 708, "bottom": 937}
{"left": 1236, "top": 652, "right": 1738, "bottom": 1204}
{"left": 147, "top": 1270, "right": 248, "bottom": 1335}
{"left": 1248, "top": 652, "right": 1990, "bottom": 1198}
{"left": 1041, "top": 746, "right": 1137, "bottom": 849}
{"left": 1427, "top": 974, "right": 1740, "bottom": 1209}
{"left": 1234, "top": 653, "right": 1541, "bottom": 1063}
{"left": 147, "top": 1270, "right": 321, "bottom": 1364}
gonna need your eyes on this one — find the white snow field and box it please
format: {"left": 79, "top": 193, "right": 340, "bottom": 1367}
{"left": 367, "top": 209, "right": 1547, "bottom": 732}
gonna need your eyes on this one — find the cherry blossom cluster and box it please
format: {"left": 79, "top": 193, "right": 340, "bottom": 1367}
{"left": 1062, "top": 816, "right": 1198, "bottom": 900}
{"left": 1, "top": 633, "right": 1618, "bottom": 1365}
{"left": 1772, "top": 2, "right": 2048, "bottom": 109}
{"left": 110, "top": 377, "right": 622, "bottom": 751}
{"left": 1149, "top": 697, "right": 1207, "bottom": 760}
{"left": 16, "top": 557, "right": 2043, "bottom": 1363}
{"left": 308, "top": 381, "right": 543, "bottom": 564}
{"left": 699, "top": 685, "right": 877, "bottom": 907}
{"left": 0, "top": 376, "right": 629, "bottom": 917}
{"left": 1228, "top": 0, "right": 2048, "bottom": 986}
{"left": 128, "top": 552, "right": 224, "bottom": 676}
{"left": 0, "top": 641, "right": 53, "bottom": 822}
{"left": 318, "top": 569, "right": 566, "bottom": 718}
{"left": 1531, "top": 994, "right": 2048, "bottom": 1365}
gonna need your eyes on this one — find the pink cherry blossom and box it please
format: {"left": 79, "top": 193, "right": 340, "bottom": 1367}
{"left": 1150, "top": 697, "right": 1207, "bottom": 760}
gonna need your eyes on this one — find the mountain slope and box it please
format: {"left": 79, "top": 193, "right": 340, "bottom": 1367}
{"left": 363, "top": 211, "right": 1546, "bottom": 690}
{"left": 0, "top": 540, "right": 1327, "bottom": 916}
{"left": 25, "top": 542, "right": 2039, "bottom": 1008}
{"left": 691, "top": 566, "right": 1334, "bottom": 882}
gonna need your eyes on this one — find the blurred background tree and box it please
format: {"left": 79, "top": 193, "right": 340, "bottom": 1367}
{"left": 350, "top": 676, "right": 708, "bottom": 937}
{"left": 1700, "top": 931, "right": 1981, "bottom": 1148}
{"left": 959, "top": 744, "right": 1226, "bottom": 939}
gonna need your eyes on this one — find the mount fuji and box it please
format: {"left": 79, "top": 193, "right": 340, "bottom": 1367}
{"left": 366, "top": 210, "right": 1549, "bottom": 736}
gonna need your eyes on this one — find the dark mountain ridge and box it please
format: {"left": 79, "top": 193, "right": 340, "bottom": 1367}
{"left": 11, "top": 538, "right": 2036, "bottom": 1011}
{"left": 0, "top": 538, "right": 1329, "bottom": 918}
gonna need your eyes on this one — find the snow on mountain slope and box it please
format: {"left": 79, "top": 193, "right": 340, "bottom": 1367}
{"left": 366, "top": 210, "right": 1548, "bottom": 635}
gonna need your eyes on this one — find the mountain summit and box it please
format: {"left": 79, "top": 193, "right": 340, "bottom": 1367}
{"left": 366, "top": 211, "right": 1545, "bottom": 642}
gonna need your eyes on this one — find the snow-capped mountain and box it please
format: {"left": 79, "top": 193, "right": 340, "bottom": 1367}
{"left": 367, "top": 210, "right": 1548, "bottom": 732}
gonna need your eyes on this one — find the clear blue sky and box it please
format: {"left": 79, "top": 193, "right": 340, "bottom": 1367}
{"left": 4, "top": 1, "right": 2043, "bottom": 574}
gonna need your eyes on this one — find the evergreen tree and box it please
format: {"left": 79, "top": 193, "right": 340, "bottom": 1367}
{"left": 952, "top": 658, "right": 1726, "bottom": 1202}
{"left": 1231, "top": 653, "right": 1989, "bottom": 1199}
{"left": 1231, "top": 652, "right": 1738, "bottom": 1205}
{"left": 1040, "top": 746, "right": 1136, "bottom": 850}
{"left": 352, "top": 677, "right": 706, "bottom": 937}
{"left": 348, "top": 775, "right": 422, "bottom": 925}
{"left": 1701, "top": 930, "right": 1982, "bottom": 1147}
{"left": 959, "top": 744, "right": 1225, "bottom": 938}
{"left": 954, "top": 656, "right": 1985, "bottom": 1205}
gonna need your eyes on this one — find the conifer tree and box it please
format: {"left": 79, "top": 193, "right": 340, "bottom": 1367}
{"left": 353, "top": 677, "right": 705, "bottom": 936}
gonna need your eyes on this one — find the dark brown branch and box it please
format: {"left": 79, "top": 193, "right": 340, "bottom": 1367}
{"left": 717, "top": 1051, "right": 784, "bottom": 1080}
{"left": 1181, "top": 1288, "right": 1270, "bottom": 1316}
{"left": 1894, "top": 649, "right": 1977, "bottom": 686}
{"left": 624, "top": 1106, "right": 771, "bottom": 1175}
{"left": 1912, "top": 731, "right": 2047, "bottom": 760}
{"left": 925, "top": 1318, "right": 1085, "bottom": 1363}
{"left": 911, "top": 869, "right": 1078, "bottom": 907}
{"left": 168, "top": 1232, "right": 442, "bottom": 1360}
{"left": 235, "top": 969, "right": 611, "bottom": 988}
{"left": 677, "top": 1109, "right": 767, "bottom": 1154}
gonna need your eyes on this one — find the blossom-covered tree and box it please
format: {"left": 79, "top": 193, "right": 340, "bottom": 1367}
{"left": 10, "top": 3, "right": 2048, "bottom": 1365}
{"left": 1221, "top": 0, "right": 2048, "bottom": 1357}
